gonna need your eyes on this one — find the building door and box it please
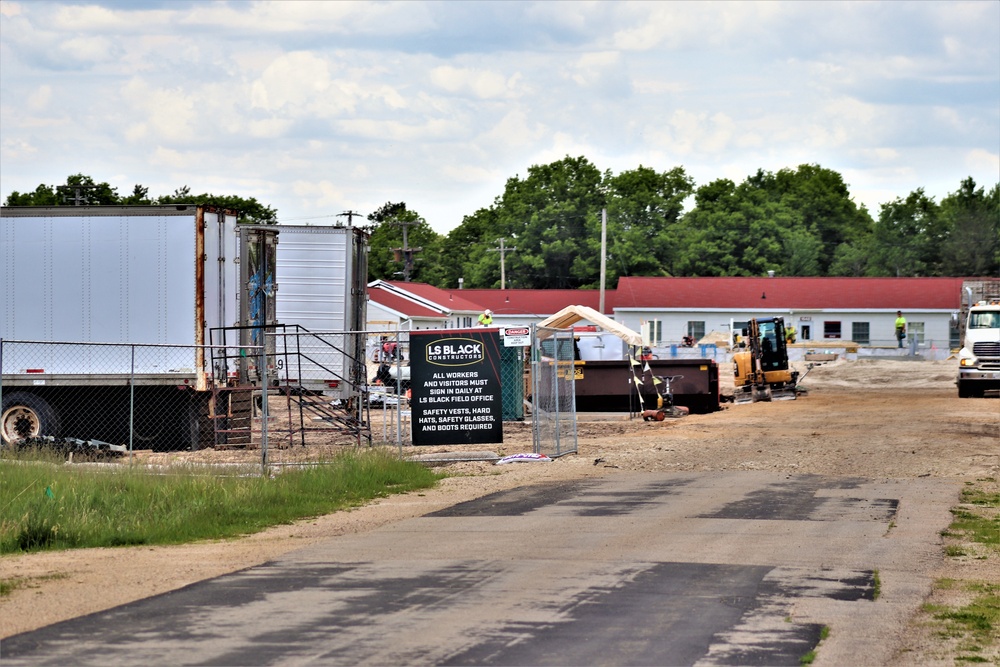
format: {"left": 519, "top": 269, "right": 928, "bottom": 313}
{"left": 801, "top": 324, "right": 811, "bottom": 341}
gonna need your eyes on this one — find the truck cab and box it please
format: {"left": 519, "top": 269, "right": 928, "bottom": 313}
{"left": 958, "top": 300, "right": 1000, "bottom": 397}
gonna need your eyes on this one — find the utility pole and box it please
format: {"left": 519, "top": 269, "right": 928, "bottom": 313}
{"left": 388, "top": 218, "right": 422, "bottom": 282}
{"left": 337, "top": 210, "right": 363, "bottom": 226}
{"left": 488, "top": 237, "right": 517, "bottom": 290}
{"left": 56, "top": 184, "right": 99, "bottom": 206}
{"left": 599, "top": 209, "right": 607, "bottom": 314}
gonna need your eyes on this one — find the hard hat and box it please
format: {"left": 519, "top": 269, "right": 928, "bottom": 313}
{"left": 485, "top": 309, "right": 492, "bottom": 315}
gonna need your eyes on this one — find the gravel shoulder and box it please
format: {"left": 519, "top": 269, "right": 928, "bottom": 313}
{"left": 2, "top": 358, "right": 998, "bottom": 664}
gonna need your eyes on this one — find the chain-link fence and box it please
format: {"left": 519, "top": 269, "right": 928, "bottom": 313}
{"left": 5, "top": 329, "right": 958, "bottom": 467}
{"left": 1, "top": 339, "right": 251, "bottom": 455}
{"left": 2, "top": 328, "right": 531, "bottom": 466}
{"left": 530, "top": 325, "right": 578, "bottom": 458}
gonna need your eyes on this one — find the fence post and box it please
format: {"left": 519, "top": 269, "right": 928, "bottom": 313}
{"left": 0, "top": 339, "right": 4, "bottom": 434}
{"left": 261, "top": 342, "right": 269, "bottom": 476}
{"left": 129, "top": 344, "right": 135, "bottom": 464}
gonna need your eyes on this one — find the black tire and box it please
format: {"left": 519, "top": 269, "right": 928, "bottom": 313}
{"left": 957, "top": 380, "right": 982, "bottom": 398}
{"left": 1, "top": 392, "right": 61, "bottom": 445}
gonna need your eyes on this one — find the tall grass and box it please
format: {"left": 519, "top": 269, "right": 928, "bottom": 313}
{"left": 0, "top": 449, "right": 440, "bottom": 554}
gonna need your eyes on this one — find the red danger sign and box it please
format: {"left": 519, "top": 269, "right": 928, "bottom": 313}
{"left": 503, "top": 327, "right": 529, "bottom": 336}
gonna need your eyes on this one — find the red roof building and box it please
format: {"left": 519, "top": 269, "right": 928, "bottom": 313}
{"left": 366, "top": 277, "right": 970, "bottom": 350}
{"left": 614, "top": 277, "right": 964, "bottom": 311}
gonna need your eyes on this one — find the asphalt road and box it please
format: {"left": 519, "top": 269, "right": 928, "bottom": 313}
{"left": 1, "top": 471, "right": 957, "bottom": 666}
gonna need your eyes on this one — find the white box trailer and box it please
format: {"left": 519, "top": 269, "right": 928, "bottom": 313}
{"left": 272, "top": 224, "right": 369, "bottom": 399}
{"left": 0, "top": 205, "right": 278, "bottom": 449}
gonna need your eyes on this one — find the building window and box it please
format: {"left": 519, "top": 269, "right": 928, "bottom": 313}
{"left": 642, "top": 320, "right": 663, "bottom": 345}
{"left": 686, "top": 321, "right": 705, "bottom": 341}
{"left": 851, "top": 322, "right": 870, "bottom": 345}
{"left": 824, "top": 321, "right": 842, "bottom": 339}
{"left": 800, "top": 324, "right": 811, "bottom": 341}
{"left": 909, "top": 321, "right": 924, "bottom": 344}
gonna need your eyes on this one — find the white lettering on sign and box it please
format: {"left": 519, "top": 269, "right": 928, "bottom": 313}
{"left": 425, "top": 337, "right": 485, "bottom": 366}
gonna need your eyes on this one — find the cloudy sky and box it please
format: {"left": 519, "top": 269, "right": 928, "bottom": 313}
{"left": 1, "top": 1, "right": 997, "bottom": 233}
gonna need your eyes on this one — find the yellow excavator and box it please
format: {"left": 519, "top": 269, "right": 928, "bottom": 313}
{"left": 732, "top": 317, "right": 799, "bottom": 403}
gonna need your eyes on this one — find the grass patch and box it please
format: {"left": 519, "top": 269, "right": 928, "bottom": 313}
{"left": 0, "top": 578, "right": 17, "bottom": 597}
{"left": 923, "top": 478, "right": 1000, "bottom": 664}
{"left": 872, "top": 569, "right": 881, "bottom": 600}
{"left": 929, "top": 583, "right": 1000, "bottom": 662}
{"left": 947, "top": 479, "right": 1000, "bottom": 557}
{"left": 800, "top": 626, "right": 830, "bottom": 665}
{"left": 0, "top": 572, "right": 68, "bottom": 597}
{"left": 0, "top": 448, "right": 440, "bottom": 554}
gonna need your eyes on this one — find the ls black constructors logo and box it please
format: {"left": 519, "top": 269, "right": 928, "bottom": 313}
{"left": 425, "top": 338, "right": 484, "bottom": 366}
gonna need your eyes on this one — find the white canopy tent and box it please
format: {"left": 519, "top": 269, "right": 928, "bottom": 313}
{"left": 536, "top": 305, "right": 643, "bottom": 347}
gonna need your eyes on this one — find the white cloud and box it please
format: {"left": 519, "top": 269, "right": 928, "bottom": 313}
{"left": 966, "top": 148, "right": 1000, "bottom": 175}
{"left": 250, "top": 52, "right": 336, "bottom": 113}
{"left": 26, "top": 84, "right": 51, "bottom": 112}
{"left": 150, "top": 146, "right": 187, "bottom": 169}
{"left": 291, "top": 179, "right": 347, "bottom": 209}
{"left": 0, "top": 0, "right": 996, "bottom": 233}
{"left": 663, "top": 110, "right": 738, "bottom": 156}
{"left": 0, "top": 2, "right": 23, "bottom": 18}
{"left": 178, "top": 0, "right": 436, "bottom": 38}
{"left": 442, "top": 163, "right": 498, "bottom": 185}
{"left": 482, "top": 109, "right": 547, "bottom": 150}
{"left": 121, "top": 78, "right": 198, "bottom": 144}
{"left": 429, "top": 65, "right": 513, "bottom": 99}
{"left": 1, "top": 137, "right": 36, "bottom": 160}
{"left": 51, "top": 3, "right": 133, "bottom": 31}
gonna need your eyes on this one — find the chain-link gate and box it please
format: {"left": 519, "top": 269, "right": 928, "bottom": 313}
{"left": 364, "top": 328, "right": 527, "bottom": 446}
{"left": 530, "top": 325, "right": 578, "bottom": 458}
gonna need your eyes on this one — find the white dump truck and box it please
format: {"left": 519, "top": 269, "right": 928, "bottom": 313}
{"left": 0, "top": 205, "right": 278, "bottom": 449}
{"left": 957, "top": 279, "right": 1000, "bottom": 398}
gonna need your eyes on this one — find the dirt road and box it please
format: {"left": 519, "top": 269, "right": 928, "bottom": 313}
{"left": 1, "top": 358, "right": 997, "bottom": 664}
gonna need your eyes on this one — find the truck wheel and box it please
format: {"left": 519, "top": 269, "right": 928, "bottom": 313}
{"left": 1, "top": 392, "right": 61, "bottom": 445}
{"left": 957, "top": 381, "right": 978, "bottom": 398}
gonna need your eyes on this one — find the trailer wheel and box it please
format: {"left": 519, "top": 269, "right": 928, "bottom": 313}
{"left": 1, "top": 392, "right": 61, "bottom": 445}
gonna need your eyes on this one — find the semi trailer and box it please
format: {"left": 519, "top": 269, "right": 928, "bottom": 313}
{"left": 0, "top": 205, "right": 278, "bottom": 450}
{"left": 272, "top": 224, "right": 369, "bottom": 400}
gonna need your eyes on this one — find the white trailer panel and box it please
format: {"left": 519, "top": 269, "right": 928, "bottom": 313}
{"left": 1, "top": 206, "right": 238, "bottom": 377}
{"left": 276, "top": 225, "right": 354, "bottom": 331}
{"left": 273, "top": 224, "right": 368, "bottom": 395}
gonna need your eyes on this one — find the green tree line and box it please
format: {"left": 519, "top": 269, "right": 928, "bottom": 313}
{"left": 5, "top": 162, "right": 998, "bottom": 284}
{"left": 4, "top": 174, "right": 277, "bottom": 224}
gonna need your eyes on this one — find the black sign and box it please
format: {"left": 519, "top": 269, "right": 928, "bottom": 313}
{"left": 410, "top": 329, "right": 503, "bottom": 445}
